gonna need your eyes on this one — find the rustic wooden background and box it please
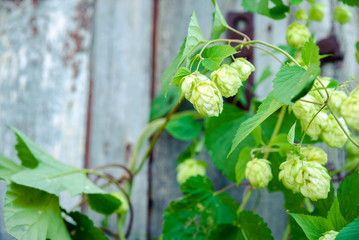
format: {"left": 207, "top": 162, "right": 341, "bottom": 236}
{"left": 0, "top": 0, "right": 358, "bottom": 239}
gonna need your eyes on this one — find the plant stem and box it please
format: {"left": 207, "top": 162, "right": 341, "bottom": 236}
{"left": 227, "top": 25, "right": 251, "bottom": 42}
{"left": 282, "top": 224, "right": 291, "bottom": 240}
{"left": 304, "top": 198, "right": 314, "bottom": 213}
{"left": 249, "top": 44, "right": 285, "bottom": 65}
{"left": 240, "top": 188, "right": 253, "bottom": 212}
{"left": 133, "top": 97, "right": 184, "bottom": 175}
{"left": 299, "top": 104, "right": 326, "bottom": 147}
{"left": 264, "top": 106, "right": 287, "bottom": 159}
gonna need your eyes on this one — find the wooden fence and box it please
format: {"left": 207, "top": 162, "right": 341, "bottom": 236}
{"left": 0, "top": 0, "right": 358, "bottom": 239}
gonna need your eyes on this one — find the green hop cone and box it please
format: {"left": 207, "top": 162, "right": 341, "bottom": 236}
{"left": 341, "top": 87, "right": 359, "bottom": 131}
{"left": 318, "top": 230, "right": 339, "bottom": 240}
{"left": 346, "top": 136, "right": 359, "bottom": 157}
{"left": 301, "top": 146, "right": 328, "bottom": 165}
{"left": 321, "top": 114, "right": 348, "bottom": 148}
{"left": 328, "top": 90, "right": 348, "bottom": 116}
{"left": 308, "top": 3, "right": 326, "bottom": 22}
{"left": 111, "top": 192, "right": 129, "bottom": 214}
{"left": 295, "top": 9, "right": 308, "bottom": 21}
{"left": 279, "top": 154, "right": 302, "bottom": 192}
{"left": 190, "top": 79, "right": 223, "bottom": 117}
{"left": 297, "top": 161, "right": 331, "bottom": 201}
{"left": 230, "top": 58, "right": 255, "bottom": 82}
{"left": 334, "top": 5, "right": 352, "bottom": 24}
{"left": 211, "top": 64, "right": 242, "bottom": 98}
{"left": 245, "top": 158, "right": 272, "bottom": 188}
{"left": 293, "top": 94, "right": 318, "bottom": 118}
{"left": 300, "top": 112, "right": 328, "bottom": 140}
{"left": 286, "top": 22, "right": 311, "bottom": 49}
{"left": 181, "top": 72, "right": 208, "bottom": 101}
{"left": 176, "top": 159, "right": 207, "bottom": 185}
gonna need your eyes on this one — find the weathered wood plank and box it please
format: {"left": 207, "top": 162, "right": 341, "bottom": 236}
{"left": 89, "top": 0, "right": 152, "bottom": 238}
{"left": 0, "top": 0, "right": 94, "bottom": 239}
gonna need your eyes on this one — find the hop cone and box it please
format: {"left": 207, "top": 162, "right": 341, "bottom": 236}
{"left": 176, "top": 159, "right": 207, "bottom": 185}
{"left": 245, "top": 158, "right": 272, "bottom": 188}
{"left": 286, "top": 22, "right": 311, "bottom": 49}
{"left": 211, "top": 64, "right": 242, "bottom": 98}
{"left": 191, "top": 80, "right": 223, "bottom": 117}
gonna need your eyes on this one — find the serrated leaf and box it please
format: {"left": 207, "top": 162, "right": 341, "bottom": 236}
{"left": 287, "top": 121, "right": 296, "bottom": 145}
{"left": 242, "top": 0, "right": 289, "bottom": 19}
{"left": 238, "top": 210, "right": 274, "bottom": 240}
{"left": 210, "top": 0, "right": 228, "bottom": 40}
{"left": 150, "top": 86, "right": 178, "bottom": 121}
{"left": 165, "top": 115, "right": 202, "bottom": 141}
{"left": 202, "top": 45, "right": 237, "bottom": 71}
{"left": 13, "top": 130, "right": 39, "bottom": 168}
{"left": 161, "top": 11, "right": 205, "bottom": 96}
{"left": 326, "top": 80, "right": 339, "bottom": 89}
{"left": 171, "top": 67, "right": 191, "bottom": 85}
{"left": 65, "top": 211, "right": 108, "bottom": 240}
{"left": 302, "top": 39, "right": 320, "bottom": 67}
{"left": 8, "top": 128, "right": 121, "bottom": 214}
{"left": 209, "top": 224, "right": 245, "bottom": 240}
{"left": 327, "top": 198, "right": 347, "bottom": 231}
{"left": 0, "top": 154, "right": 23, "bottom": 183}
{"left": 289, "top": 213, "right": 330, "bottom": 240}
{"left": 87, "top": 194, "right": 122, "bottom": 215}
{"left": 338, "top": 172, "right": 359, "bottom": 222}
{"left": 162, "top": 176, "right": 238, "bottom": 240}
{"left": 229, "top": 93, "right": 283, "bottom": 156}
{"left": 4, "top": 183, "right": 71, "bottom": 240}
{"left": 273, "top": 64, "right": 320, "bottom": 105}
{"left": 336, "top": 217, "right": 359, "bottom": 240}
{"left": 312, "top": 184, "right": 334, "bottom": 217}
{"left": 338, "top": 0, "right": 359, "bottom": 7}
{"left": 235, "top": 147, "right": 252, "bottom": 184}
{"left": 205, "top": 104, "right": 256, "bottom": 181}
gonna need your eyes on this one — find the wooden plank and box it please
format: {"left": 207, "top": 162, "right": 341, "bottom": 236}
{"left": 89, "top": 0, "right": 153, "bottom": 238}
{"left": 0, "top": 0, "right": 94, "bottom": 239}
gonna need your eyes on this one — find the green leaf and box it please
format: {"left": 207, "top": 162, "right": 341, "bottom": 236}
{"left": 336, "top": 217, "right": 359, "bottom": 240}
{"left": 0, "top": 154, "right": 23, "bottom": 183}
{"left": 302, "top": 39, "right": 320, "bottom": 67}
{"left": 229, "top": 93, "right": 283, "bottom": 156}
{"left": 202, "top": 45, "right": 237, "bottom": 71}
{"left": 242, "top": 0, "right": 289, "bottom": 19}
{"left": 177, "top": 137, "right": 205, "bottom": 163}
{"left": 65, "top": 211, "right": 108, "bottom": 240}
{"left": 289, "top": 213, "right": 330, "bottom": 240}
{"left": 165, "top": 115, "right": 202, "bottom": 141}
{"left": 209, "top": 224, "right": 245, "bottom": 240}
{"left": 338, "top": 0, "right": 359, "bottom": 7}
{"left": 287, "top": 121, "right": 296, "bottom": 145}
{"left": 210, "top": 0, "right": 229, "bottom": 40}
{"left": 327, "top": 80, "right": 339, "bottom": 89}
{"left": 238, "top": 210, "right": 274, "bottom": 240}
{"left": 9, "top": 128, "right": 119, "bottom": 208}
{"left": 338, "top": 171, "right": 359, "bottom": 222}
{"left": 235, "top": 147, "right": 252, "bottom": 184}
{"left": 273, "top": 64, "right": 320, "bottom": 105}
{"left": 171, "top": 67, "right": 191, "bottom": 85}
{"left": 327, "top": 198, "right": 347, "bottom": 231}
{"left": 162, "top": 176, "right": 238, "bottom": 240}
{"left": 87, "top": 194, "right": 122, "bottom": 215}
{"left": 356, "top": 42, "right": 359, "bottom": 51}
{"left": 4, "top": 183, "right": 71, "bottom": 240}
{"left": 150, "top": 86, "right": 178, "bottom": 121}
{"left": 290, "top": 0, "right": 303, "bottom": 5}
{"left": 161, "top": 39, "right": 186, "bottom": 96}
{"left": 312, "top": 184, "right": 334, "bottom": 217}
{"left": 13, "top": 129, "right": 39, "bottom": 168}
{"left": 252, "top": 126, "right": 262, "bottom": 146}
{"left": 205, "top": 104, "right": 256, "bottom": 181}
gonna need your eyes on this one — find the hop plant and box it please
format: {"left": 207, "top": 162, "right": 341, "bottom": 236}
{"left": 111, "top": 192, "right": 130, "bottom": 214}
{"left": 328, "top": 90, "right": 348, "bottom": 116}
{"left": 321, "top": 114, "right": 348, "bottom": 148}
{"left": 334, "top": 5, "right": 353, "bottom": 24}
{"left": 300, "top": 112, "right": 328, "bottom": 140}
{"left": 230, "top": 58, "right": 255, "bottom": 81}
{"left": 279, "top": 153, "right": 331, "bottom": 201}
{"left": 301, "top": 146, "right": 328, "bottom": 165}
{"left": 295, "top": 9, "right": 308, "bottom": 20}
{"left": 181, "top": 72, "right": 208, "bottom": 101}
{"left": 286, "top": 22, "right": 311, "bottom": 49}
{"left": 176, "top": 159, "right": 207, "bottom": 185}
{"left": 318, "top": 230, "right": 339, "bottom": 240}
{"left": 308, "top": 3, "right": 326, "bottom": 22}
{"left": 211, "top": 64, "right": 242, "bottom": 97}
{"left": 341, "top": 87, "right": 359, "bottom": 131}
{"left": 191, "top": 80, "right": 223, "bottom": 117}
{"left": 245, "top": 158, "right": 273, "bottom": 188}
